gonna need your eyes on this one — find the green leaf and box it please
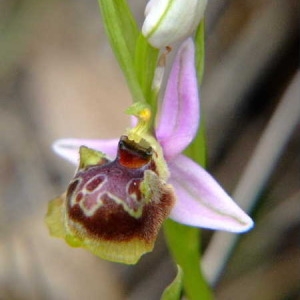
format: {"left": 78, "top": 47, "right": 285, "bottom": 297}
{"left": 113, "top": 0, "right": 139, "bottom": 56}
{"left": 164, "top": 220, "right": 213, "bottom": 300}
{"left": 161, "top": 265, "right": 183, "bottom": 300}
{"left": 134, "top": 34, "right": 159, "bottom": 106}
{"left": 97, "top": 0, "right": 145, "bottom": 103}
{"left": 194, "top": 20, "right": 205, "bottom": 85}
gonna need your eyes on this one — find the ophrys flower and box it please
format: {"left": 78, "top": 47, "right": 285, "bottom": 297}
{"left": 46, "top": 39, "right": 253, "bottom": 264}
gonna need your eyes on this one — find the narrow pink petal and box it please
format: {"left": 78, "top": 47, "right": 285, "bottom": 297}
{"left": 168, "top": 155, "right": 254, "bottom": 232}
{"left": 156, "top": 38, "right": 199, "bottom": 160}
{"left": 52, "top": 138, "right": 119, "bottom": 165}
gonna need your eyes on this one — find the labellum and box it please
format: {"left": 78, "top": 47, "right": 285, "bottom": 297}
{"left": 46, "top": 135, "right": 175, "bottom": 264}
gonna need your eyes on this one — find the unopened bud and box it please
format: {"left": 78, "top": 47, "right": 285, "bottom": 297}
{"left": 142, "top": 0, "right": 207, "bottom": 48}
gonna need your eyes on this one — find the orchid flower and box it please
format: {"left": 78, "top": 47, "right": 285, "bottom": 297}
{"left": 46, "top": 39, "right": 253, "bottom": 265}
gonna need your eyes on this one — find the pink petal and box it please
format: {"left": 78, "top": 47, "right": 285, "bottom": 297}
{"left": 156, "top": 38, "right": 199, "bottom": 160}
{"left": 52, "top": 138, "right": 119, "bottom": 165}
{"left": 168, "top": 155, "right": 254, "bottom": 232}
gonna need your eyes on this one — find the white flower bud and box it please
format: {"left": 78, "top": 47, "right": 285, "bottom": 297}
{"left": 142, "top": 0, "right": 207, "bottom": 48}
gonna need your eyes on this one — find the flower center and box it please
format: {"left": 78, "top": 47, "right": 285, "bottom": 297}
{"left": 118, "top": 135, "right": 153, "bottom": 169}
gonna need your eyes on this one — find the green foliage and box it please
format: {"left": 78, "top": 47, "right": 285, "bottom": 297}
{"left": 134, "top": 34, "right": 159, "bottom": 109}
{"left": 195, "top": 20, "right": 206, "bottom": 85}
{"left": 161, "top": 265, "right": 183, "bottom": 300}
{"left": 164, "top": 221, "right": 212, "bottom": 300}
{"left": 97, "top": 0, "right": 158, "bottom": 104}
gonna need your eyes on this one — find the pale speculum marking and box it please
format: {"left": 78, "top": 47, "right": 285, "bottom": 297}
{"left": 78, "top": 174, "right": 108, "bottom": 216}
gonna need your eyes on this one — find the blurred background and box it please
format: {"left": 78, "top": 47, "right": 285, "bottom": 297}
{"left": 0, "top": 0, "right": 299, "bottom": 299}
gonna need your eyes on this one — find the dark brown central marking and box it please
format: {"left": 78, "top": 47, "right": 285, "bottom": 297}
{"left": 68, "top": 190, "right": 174, "bottom": 243}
